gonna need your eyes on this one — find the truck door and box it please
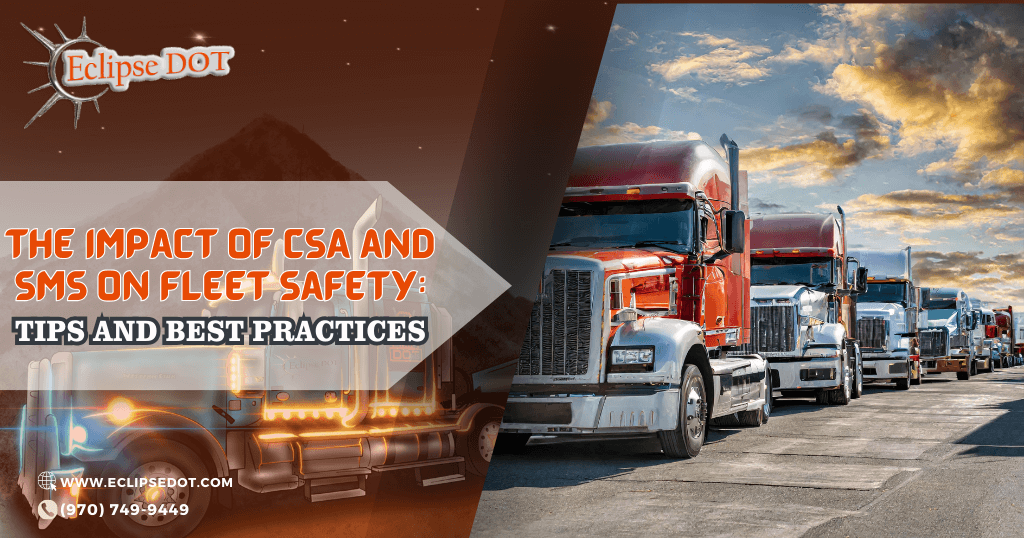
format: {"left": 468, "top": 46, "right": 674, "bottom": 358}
{"left": 264, "top": 296, "right": 350, "bottom": 411}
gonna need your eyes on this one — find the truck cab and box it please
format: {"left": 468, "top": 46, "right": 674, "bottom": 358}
{"left": 745, "top": 213, "right": 868, "bottom": 405}
{"left": 501, "top": 137, "right": 770, "bottom": 460}
{"left": 920, "top": 287, "right": 976, "bottom": 380}
{"left": 847, "top": 247, "right": 921, "bottom": 389}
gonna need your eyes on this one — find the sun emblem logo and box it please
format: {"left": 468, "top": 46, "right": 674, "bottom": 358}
{"left": 21, "top": 18, "right": 106, "bottom": 129}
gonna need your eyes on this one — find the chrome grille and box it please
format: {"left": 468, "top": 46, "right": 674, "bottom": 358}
{"left": 746, "top": 304, "right": 797, "bottom": 353}
{"left": 857, "top": 318, "right": 888, "bottom": 351}
{"left": 517, "top": 269, "right": 592, "bottom": 376}
{"left": 920, "top": 329, "right": 947, "bottom": 357}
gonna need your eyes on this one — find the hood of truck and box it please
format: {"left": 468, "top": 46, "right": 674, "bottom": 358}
{"left": 547, "top": 246, "right": 686, "bottom": 272}
{"left": 857, "top": 302, "right": 908, "bottom": 334}
{"left": 924, "top": 311, "right": 959, "bottom": 334}
{"left": 751, "top": 285, "right": 829, "bottom": 320}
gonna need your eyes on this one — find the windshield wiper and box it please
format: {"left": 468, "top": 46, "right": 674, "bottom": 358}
{"left": 549, "top": 241, "right": 575, "bottom": 249}
{"left": 633, "top": 240, "right": 686, "bottom": 253}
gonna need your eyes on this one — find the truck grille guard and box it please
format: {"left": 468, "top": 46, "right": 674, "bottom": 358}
{"left": 857, "top": 318, "right": 888, "bottom": 352}
{"left": 517, "top": 269, "right": 592, "bottom": 376}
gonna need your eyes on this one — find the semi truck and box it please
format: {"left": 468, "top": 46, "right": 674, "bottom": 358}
{"left": 18, "top": 198, "right": 506, "bottom": 538}
{"left": 847, "top": 247, "right": 921, "bottom": 389}
{"left": 974, "top": 303, "right": 998, "bottom": 372}
{"left": 994, "top": 307, "right": 1019, "bottom": 368}
{"left": 499, "top": 136, "right": 770, "bottom": 459}
{"left": 744, "top": 212, "right": 868, "bottom": 405}
{"left": 919, "top": 287, "right": 977, "bottom": 380}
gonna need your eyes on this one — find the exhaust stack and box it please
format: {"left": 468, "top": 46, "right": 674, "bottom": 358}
{"left": 342, "top": 195, "right": 383, "bottom": 427}
{"left": 719, "top": 134, "right": 740, "bottom": 211}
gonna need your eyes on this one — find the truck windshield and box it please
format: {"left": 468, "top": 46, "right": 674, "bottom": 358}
{"left": 750, "top": 259, "right": 833, "bottom": 287}
{"left": 857, "top": 282, "right": 905, "bottom": 305}
{"left": 550, "top": 198, "right": 695, "bottom": 253}
{"left": 925, "top": 298, "right": 958, "bottom": 310}
{"left": 926, "top": 309, "right": 956, "bottom": 321}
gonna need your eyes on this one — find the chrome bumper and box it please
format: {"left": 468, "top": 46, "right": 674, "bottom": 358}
{"left": 862, "top": 354, "right": 909, "bottom": 380}
{"left": 769, "top": 358, "right": 842, "bottom": 391}
{"left": 500, "top": 388, "right": 680, "bottom": 435}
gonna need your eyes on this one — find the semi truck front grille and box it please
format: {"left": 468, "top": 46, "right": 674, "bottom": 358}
{"left": 517, "top": 269, "right": 592, "bottom": 376}
{"left": 857, "top": 318, "right": 888, "bottom": 351}
{"left": 747, "top": 305, "right": 797, "bottom": 354}
{"left": 920, "top": 330, "right": 947, "bottom": 357}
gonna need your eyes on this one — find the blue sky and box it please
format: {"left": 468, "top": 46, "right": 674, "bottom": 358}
{"left": 580, "top": 4, "right": 1024, "bottom": 306}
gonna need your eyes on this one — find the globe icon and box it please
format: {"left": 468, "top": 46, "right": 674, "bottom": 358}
{"left": 37, "top": 471, "right": 57, "bottom": 491}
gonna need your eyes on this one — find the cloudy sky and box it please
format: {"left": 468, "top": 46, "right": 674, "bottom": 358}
{"left": 579, "top": 3, "right": 1023, "bottom": 307}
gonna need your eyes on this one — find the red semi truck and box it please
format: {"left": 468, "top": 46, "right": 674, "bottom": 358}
{"left": 499, "top": 136, "right": 770, "bottom": 459}
{"left": 745, "top": 212, "right": 868, "bottom": 405}
{"left": 994, "top": 307, "right": 1018, "bottom": 367}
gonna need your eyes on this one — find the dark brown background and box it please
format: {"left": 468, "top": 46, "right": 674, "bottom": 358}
{"left": 1, "top": 1, "right": 618, "bottom": 537}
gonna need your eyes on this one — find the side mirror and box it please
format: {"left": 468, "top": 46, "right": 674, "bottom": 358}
{"left": 856, "top": 267, "right": 869, "bottom": 293}
{"left": 920, "top": 288, "right": 931, "bottom": 305}
{"left": 723, "top": 210, "right": 745, "bottom": 253}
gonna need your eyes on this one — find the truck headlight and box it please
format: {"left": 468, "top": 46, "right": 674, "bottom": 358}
{"left": 70, "top": 425, "right": 87, "bottom": 444}
{"left": 611, "top": 347, "right": 654, "bottom": 365}
{"left": 609, "top": 346, "right": 655, "bottom": 373}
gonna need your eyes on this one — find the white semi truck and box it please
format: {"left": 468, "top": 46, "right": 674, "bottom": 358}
{"left": 847, "top": 248, "right": 921, "bottom": 389}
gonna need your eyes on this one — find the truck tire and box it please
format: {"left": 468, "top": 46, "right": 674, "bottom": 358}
{"left": 759, "top": 382, "right": 772, "bottom": 424}
{"left": 957, "top": 368, "right": 970, "bottom": 381}
{"left": 659, "top": 364, "right": 706, "bottom": 458}
{"left": 852, "top": 356, "right": 863, "bottom": 399}
{"left": 458, "top": 407, "right": 504, "bottom": 477}
{"left": 100, "top": 439, "right": 212, "bottom": 538}
{"left": 896, "top": 374, "right": 910, "bottom": 390}
{"left": 826, "top": 359, "right": 852, "bottom": 406}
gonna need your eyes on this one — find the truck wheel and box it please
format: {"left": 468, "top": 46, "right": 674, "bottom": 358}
{"left": 760, "top": 381, "right": 772, "bottom": 424}
{"left": 659, "top": 364, "right": 706, "bottom": 458}
{"left": 852, "top": 357, "right": 863, "bottom": 399}
{"left": 827, "top": 359, "right": 851, "bottom": 406}
{"left": 458, "top": 407, "right": 504, "bottom": 477}
{"left": 896, "top": 375, "right": 910, "bottom": 390}
{"left": 100, "top": 439, "right": 211, "bottom": 538}
{"left": 957, "top": 367, "right": 970, "bottom": 381}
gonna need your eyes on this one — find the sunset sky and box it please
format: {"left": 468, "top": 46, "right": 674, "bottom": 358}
{"left": 580, "top": 3, "right": 1023, "bottom": 306}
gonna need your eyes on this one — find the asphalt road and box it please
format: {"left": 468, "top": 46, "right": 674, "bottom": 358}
{"left": 471, "top": 366, "right": 1024, "bottom": 538}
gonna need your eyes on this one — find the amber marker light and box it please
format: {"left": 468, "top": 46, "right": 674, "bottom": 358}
{"left": 107, "top": 398, "right": 134, "bottom": 424}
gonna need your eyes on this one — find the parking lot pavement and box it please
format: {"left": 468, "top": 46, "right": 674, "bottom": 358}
{"left": 471, "top": 367, "right": 1024, "bottom": 538}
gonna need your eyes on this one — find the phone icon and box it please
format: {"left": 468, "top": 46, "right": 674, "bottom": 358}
{"left": 38, "top": 500, "right": 58, "bottom": 521}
